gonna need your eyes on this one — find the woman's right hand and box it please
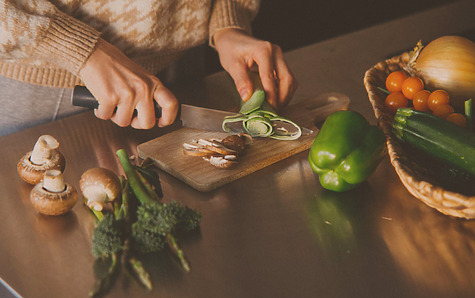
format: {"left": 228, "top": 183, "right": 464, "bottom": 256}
{"left": 79, "top": 38, "right": 178, "bottom": 129}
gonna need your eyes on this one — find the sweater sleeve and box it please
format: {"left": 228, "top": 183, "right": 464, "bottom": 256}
{"left": 0, "top": 0, "right": 100, "bottom": 75}
{"left": 208, "top": 0, "right": 260, "bottom": 46}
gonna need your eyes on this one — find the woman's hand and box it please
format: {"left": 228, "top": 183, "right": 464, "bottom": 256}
{"left": 213, "top": 29, "right": 298, "bottom": 110}
{"left": 79, "top": 38, "right": 178, "bottom": 129}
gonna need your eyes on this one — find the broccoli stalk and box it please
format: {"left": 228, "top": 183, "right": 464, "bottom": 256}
{"left": 89, "top": 252, "right": 120, "bottom": 298}
{"left": 88, "top": 200, "right": 124, "bottom": 297}
{"left": 116, "top": 149, "right": 201, "bottom": 272}
{"left": 88, "top": 179, "right": 152, "bottom": 296}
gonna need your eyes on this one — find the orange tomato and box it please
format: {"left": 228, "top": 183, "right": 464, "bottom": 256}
{"left": 401, "top": 76, "right": 424, "bottom": 99}
{"left": 428, "top": 90, "right": 450, "bottom": 112}
{"left": 432, "top": 104, "right": 454, "bottom": 118}
{"left": 385, "top": 71, "right": 408, "bottom": 93}
{"left": 412, "top": 90, "right": 431, "bottom": 112}
{"left": 445, "top": 113, "right": 467, "bottom": 127}
{"left": 385, "top": 92, "right": 408, "bottom": 114}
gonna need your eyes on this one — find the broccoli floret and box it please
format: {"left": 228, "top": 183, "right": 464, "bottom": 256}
{"left": 131, "top": 223, "right": 166, "bottom": 254}
{"left": 164, "top": 201, "right": 202, "bottom": 233}
{"left": 91, "top": 213, "right": 125, "bottom": 259}
{"left": 131, "top": 201, "right": 201, "bottom": 255}
{"left": 135, "top": 202, "right": 178, "bottom": 235}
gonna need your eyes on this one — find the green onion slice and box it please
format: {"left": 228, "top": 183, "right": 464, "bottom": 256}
{"left": 223, "top": 88, "right": 302, "bottom": 140}
{"left": 269, "top": 117, "right": 302, "bottom": 140}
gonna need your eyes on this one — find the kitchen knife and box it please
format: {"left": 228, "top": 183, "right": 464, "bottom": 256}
{"left": 71, "top": 85, "right": 244, "bottom": 132}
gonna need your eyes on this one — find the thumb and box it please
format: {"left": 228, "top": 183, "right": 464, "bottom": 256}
{"left": 229, "top": 67, "right": 254, "bottom": 101}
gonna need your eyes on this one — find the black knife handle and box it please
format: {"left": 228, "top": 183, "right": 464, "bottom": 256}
{"left": 71, "top": 85, "right": 162, "bottom": 118}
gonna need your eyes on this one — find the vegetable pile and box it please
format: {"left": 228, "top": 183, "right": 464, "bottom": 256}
{"left": 381, "top": 36, "right": 475, "bottom": 130}
{"left": 82, "top": 149, "right": 201, "bottom": 297}
{"left": 405, "top": 36, "right": 475, "bottom": 110}
{"left": 379, "top": 35, "right": 475, "bottom": 195}
{"left": 383, "top": 70, "right": 470, "bottom": 128}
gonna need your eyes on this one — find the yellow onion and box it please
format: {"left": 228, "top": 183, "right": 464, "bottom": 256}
{"left": 405, "top": 36, "right": 475, "bottom": 110}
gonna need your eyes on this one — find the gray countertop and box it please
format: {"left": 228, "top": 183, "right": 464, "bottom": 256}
{"left": 1, "top": 1, "right": 475, "bottom": 297}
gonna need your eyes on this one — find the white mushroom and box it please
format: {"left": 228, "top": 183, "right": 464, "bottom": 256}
{"left": 208, "top": 155, "right": 238, "bottom": 169}
{"left": 220, "top": 134, "right": 251, "bottom": 154}
{"left": 198, "top": 138, "right": 237, "bottom": 155}
{"left": 30, "top": 169, "right": 78, "bottom": 216}
{"left": 79, "top": 167, "right": 121, "bottom": 211}
{"left": 17, "top": 135, "right": 66, "bottom": 185}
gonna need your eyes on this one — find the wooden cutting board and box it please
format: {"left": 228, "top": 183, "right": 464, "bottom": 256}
{"left": 137, "top": 93, "right": 350, "bottom": 191}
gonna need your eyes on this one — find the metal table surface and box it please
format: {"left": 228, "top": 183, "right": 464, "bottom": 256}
{"left": 1, "top": 1, "right": 475, "bottom": 297}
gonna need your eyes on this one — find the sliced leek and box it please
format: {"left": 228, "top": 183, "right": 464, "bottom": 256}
{"left": 270, "top": 117, "right": 302, "bottom": 140}
{"left": 243, "top": 113, "right": 274, "bottom": 137}
{"left": 239, "top": 90, "right": 266, "bottom": 114}
{"left": 222, "top": 88, "right": 302, "bottom": 140}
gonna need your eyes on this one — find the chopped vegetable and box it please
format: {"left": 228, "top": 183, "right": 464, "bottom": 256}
{"left": 222, "top": 73, "right": 302, "bottom": 140}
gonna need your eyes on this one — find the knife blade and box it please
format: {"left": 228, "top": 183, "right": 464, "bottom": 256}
{"left": 71, "top": 85, "right": 243, "bottom": 132}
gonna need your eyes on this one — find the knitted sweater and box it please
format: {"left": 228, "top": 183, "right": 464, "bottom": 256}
{"left": 0, "top": 0, "right": 260, "bottom": 88}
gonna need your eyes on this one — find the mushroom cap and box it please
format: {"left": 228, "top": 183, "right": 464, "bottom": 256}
{"left": 17, "top": 150, "right": 66, "bottom": 185}
{"left": 79, "top": 168, "right": 121, "bottom": 208}
{"left": 30, "top": 182, "right": 78, "bottom": 216}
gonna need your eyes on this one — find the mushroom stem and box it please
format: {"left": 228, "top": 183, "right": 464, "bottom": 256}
{"left": 30, "top": 135, "right": 60, "bottom": 165}
{"left": 83, "top": 187, "right": 109, "bottom": 211}
{"left": 43, "top": 169, "right": 66, "bottom": 193}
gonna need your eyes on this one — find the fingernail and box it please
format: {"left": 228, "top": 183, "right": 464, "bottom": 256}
{"left": 240, "top": 89, "right": 251, "bottom": 101}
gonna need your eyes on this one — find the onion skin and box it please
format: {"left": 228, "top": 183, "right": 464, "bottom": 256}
{"left": 407, "top": 36, "right": 475, "bottom": 110}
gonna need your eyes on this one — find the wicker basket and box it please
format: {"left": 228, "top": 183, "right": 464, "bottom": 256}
{"left": 364, "top": 53, "right": 475, "bottom": 219}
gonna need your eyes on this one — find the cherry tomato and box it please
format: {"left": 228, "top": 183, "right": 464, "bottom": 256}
{"left": 412, "top": 90, "right": 431, "bottom": 112}
{"left": 428, "top": 90, "right": 450, "bottom": 112}
{"left": 401, "top": 76, "right": 424, "bottom": 99}
{"left": 445, "top": 113, "right": 467, "bottom": 128}
{"left": 385, "top": 92, "right": 408, "bottom": 114}
{"left": 385, "top": 71, "right": 408, "bottom": 93}
{"left": 432, "top": 104, "right": 454, "bottom": 118}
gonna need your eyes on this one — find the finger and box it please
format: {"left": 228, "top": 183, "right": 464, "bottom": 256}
{"left": 154, "top": 84, "right": 179, "bottom": 127}
{"left": 109, "top": 89, "right": 135, "bottom": 127}
{"left": 227, "top": 63, "right": 254, "bottom": 101}
{"left": 94, "top": 95, "right": 117, "bottom": 120}
{"left": 273, "top": 47, "right": 298, "bottom": 107}
{"left": 254, "top": 45, "right": 278, "bottom": 109}
{"left": 111, "top": 99, "right": 135, "bottom": 127}
{"left": 130, "top": 97, "right": 156, "bottom": 129}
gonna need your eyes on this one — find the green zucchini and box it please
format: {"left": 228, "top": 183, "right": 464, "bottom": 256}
{"left": 392, "top": 108, "right": 475, "bottom": 176}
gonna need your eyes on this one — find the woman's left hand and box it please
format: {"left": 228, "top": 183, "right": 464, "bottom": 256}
{"left": 213, "top": 28, "right": 298, "bottom": 110}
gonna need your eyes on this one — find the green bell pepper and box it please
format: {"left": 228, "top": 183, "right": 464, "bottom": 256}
{"left": 308, "top": 110, "right": 386, "bottom": 192}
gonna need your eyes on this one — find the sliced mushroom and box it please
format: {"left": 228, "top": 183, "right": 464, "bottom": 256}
{"left": 208, "top": 155, "right": 238, "bottom": 169}
{"left": 183, "top": 134, "right": 250, "bottom": 169}
{"left": 30, "top": 169, "right": 78, "bottom": 216}
{"left": 79, "top": 167, "right": 121, "bottom": 211}
{"left": 198, "top": 138, "right": 238, "bottom": 155}
{"left": 221, "top": 133, "right": 251, "bottom": 154}
{"left": 17, "top": 135, "right": 66, "bottom": 185}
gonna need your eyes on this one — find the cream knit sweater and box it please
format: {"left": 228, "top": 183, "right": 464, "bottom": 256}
{"left": 0, "top": 0, "right": 259, "bottom": 88}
